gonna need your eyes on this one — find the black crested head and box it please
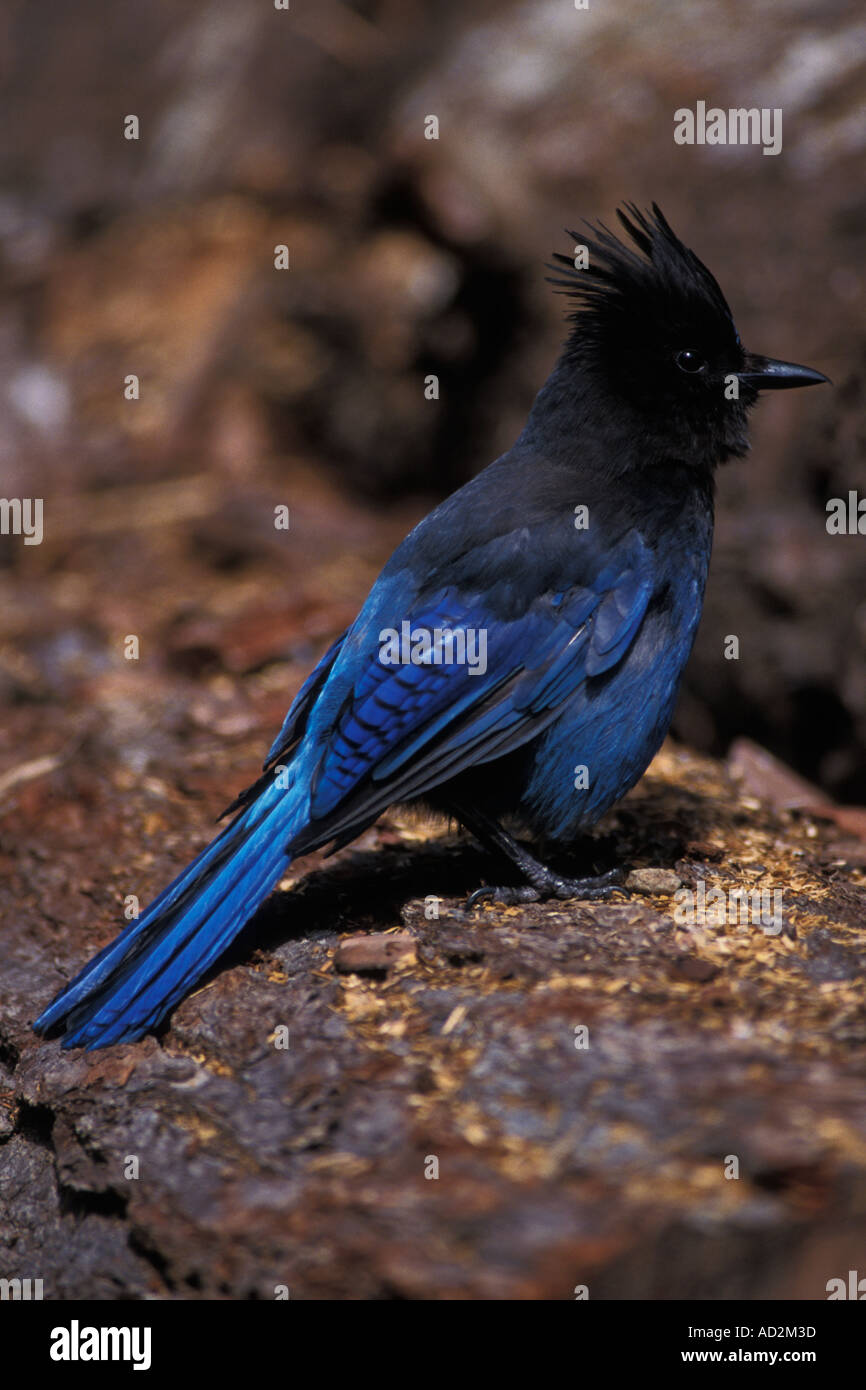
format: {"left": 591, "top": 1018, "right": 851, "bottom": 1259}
{"left": 546, "top": 202, "right": 827, "bottom": 469}
{"left": 550, "top": 202, "right": 735, "bottom": 346}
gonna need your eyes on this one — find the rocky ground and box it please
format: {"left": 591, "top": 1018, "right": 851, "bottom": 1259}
{"left": 2, "top": 676, "right": 866, "bottom": 1296}
{"left": 1, "top": 0, "right": 865, "bottom": 1299}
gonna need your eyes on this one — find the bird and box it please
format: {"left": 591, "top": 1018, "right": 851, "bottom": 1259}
{"left": 34, "top": 202, "right": 829, "bottom": 1049}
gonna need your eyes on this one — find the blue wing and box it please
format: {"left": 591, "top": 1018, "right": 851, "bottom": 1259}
{"left": 264, "top": 630, "right": 348, "bottom": 768}
{"left": 288, "top": 529, "right": 655, "bottom": 854}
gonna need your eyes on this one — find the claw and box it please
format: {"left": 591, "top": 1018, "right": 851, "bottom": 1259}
{"left": 467, "top": 884, "right": 542, "bottom": 908}
{"left": 467, "top": 865, "right": 626, "bottom": 909}
{"left": 467, "top": 885, "right": 495, "bottom": 910}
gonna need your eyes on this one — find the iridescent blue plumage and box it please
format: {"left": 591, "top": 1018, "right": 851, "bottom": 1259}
{"left": 33, "top": 203, "right": 828, "bottom": 1048}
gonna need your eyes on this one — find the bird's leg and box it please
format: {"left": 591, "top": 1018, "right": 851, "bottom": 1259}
{"left": 447, "top": 802, "right": 623, "bottom": 908}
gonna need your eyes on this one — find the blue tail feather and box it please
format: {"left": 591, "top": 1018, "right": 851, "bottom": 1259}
{"left": 34, "top": 777, "right": 301, "bottom": 1049}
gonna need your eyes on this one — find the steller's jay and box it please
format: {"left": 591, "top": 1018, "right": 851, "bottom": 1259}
{"left": 34, "top": 203, "right": 828, "bottom": 1049}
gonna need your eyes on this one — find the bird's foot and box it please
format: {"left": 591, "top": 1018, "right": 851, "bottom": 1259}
{"left": 468, "top": 865, "right": 624, "bottom": 909}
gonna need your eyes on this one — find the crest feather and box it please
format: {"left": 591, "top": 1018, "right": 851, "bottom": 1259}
{"left": 546, "top": 202, "right": 734, "bottom": 335}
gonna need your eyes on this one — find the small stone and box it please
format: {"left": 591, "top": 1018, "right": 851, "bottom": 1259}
{"left": 685, "top": 840, "right": 725, "bottom": 862}
{"left": 334, "top": 931, "right": 416, "bottom": 973}
{"left": 625, "top": 868, "right": 683, "bottom": 895}
{"left": 672, "top": 956, "right": 720, "bottom": 983}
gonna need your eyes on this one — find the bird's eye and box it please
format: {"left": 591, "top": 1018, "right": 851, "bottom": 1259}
{"left": 675, "top": 349, "right": 707, "bottom": 374}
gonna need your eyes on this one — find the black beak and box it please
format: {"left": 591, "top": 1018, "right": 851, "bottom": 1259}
{"left": 738, "top": 353, "right": 831, "bottom": 391}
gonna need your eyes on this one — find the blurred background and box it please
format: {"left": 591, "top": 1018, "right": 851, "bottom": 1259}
{"left": 0, "top": 0, "right": 864, "bottom": 809}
